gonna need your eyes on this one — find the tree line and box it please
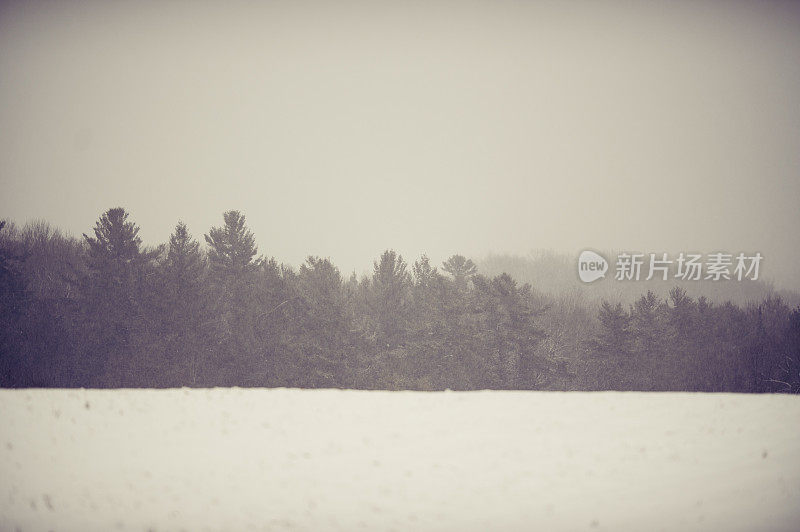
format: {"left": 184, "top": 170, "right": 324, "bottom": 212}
{"left": 1, "top": 208, "right": 798, "bottom": 392}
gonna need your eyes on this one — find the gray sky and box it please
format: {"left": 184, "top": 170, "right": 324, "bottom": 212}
{"left": 1, "top": 0, "right": 799, "bottom": 287}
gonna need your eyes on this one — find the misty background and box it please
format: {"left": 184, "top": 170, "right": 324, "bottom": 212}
{"left": 1, "top": 0, "right": 799, "bottom": 288}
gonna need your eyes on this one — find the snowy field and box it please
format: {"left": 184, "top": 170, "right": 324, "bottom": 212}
{"left": 1, "top": 389, "right": 799, "bottom": 532}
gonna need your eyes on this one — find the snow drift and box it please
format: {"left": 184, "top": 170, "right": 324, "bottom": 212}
{"left": 1, "top": 388, "right": 799, "bottom": 531}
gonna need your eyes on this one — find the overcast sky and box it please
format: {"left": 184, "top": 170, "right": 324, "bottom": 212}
{"left": 1, "top": 0, "right": 799, "bottom": 287}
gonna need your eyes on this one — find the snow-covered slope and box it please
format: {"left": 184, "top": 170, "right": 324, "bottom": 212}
{"left": 1, "top": 389, "right": 798, "bottom": 531}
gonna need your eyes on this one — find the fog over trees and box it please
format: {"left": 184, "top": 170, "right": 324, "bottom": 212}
{"left": 1, "top": 209, "right": 798, "bottom": 393}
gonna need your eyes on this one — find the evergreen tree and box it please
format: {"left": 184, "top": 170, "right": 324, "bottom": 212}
{"left": 408, "top": 255, "right": 453, "bottom": 389}
{"left": 81, "top": 208, "right": 161, "bottom": 386}
{"left": 297, "top": 256, "right": 347, "bottom": 338}
{"left": 160, "top": 222, "right": 208, "bottom": 385}
{"left": 442, "top": 254, "right": 477, "bottom": 291}
{"left": 592, "top": 300, "right": 632, "bottom": 389}
{"left": 471, "top": 273, "right": 546, "bottom": 389}
{"left": 667, "top": 287, "right": 696, "bottom": 339}
{"left": 631, "top": 291, "right": 665, "bottom": 355}
{"left": 205, "top": 210, "right": 259, "bottom": 278}
{"left": 782, "top": 308, "right": 800, "bottom": 393}
{"left": 369, "top": 250, "right": 411, "bottom": 349}
{"left": 16, "top": 221, "right": 85, "bottom": 386}
{"left": 412, "top": 255, "right": 439, "bottom": 290}
{"left": 710, "top": 301, "right": 751, "bottom": 391}
{"left": 165, "top": 222, "right": 204, "bottom": 295}
{"left": 596, "top": 301, "right": 632, "bottom": 356}
{"left": 84, "top": 208, "right": 159, "bottom": 270}
{"left": 629, "top": 290, "right": 668, "bottom": 389}
{"left": 666, "top": 286, "right": 701, "bottom": 389}
{"left": 293, "top": 256, "right": 353, "bottom": 386}
{"left": 410, "top": 255, "right": 446, "bottom": 344}
{"left": 0, "top": 221, "right": 27, "bottom": 386}
{"left": 203, "top": 211, "right": 271, "bottom": 385}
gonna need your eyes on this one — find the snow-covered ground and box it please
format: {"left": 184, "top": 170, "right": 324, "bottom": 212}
{"left": 1, "top": 389, "right": 799, "bottom": 531}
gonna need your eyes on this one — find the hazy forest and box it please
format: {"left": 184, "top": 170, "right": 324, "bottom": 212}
{"left": 1, "top": 208, "right": 798, "bottom": 393}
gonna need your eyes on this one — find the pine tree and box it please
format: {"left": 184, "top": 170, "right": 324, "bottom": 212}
{"left": 0, "top": 220, "right": 27, "bottom": 386}
{"left": 631, "top": 291, "right": 664, "bottom": 353}
{"left": 15, "top": 221, "right": 85, "bottom": 387}
{"left": 369, "top": 250, "right": 411, "bottom": 349}
{"left": 412, "top": 255, "right": 438, "bottom": 290}
{"left": 442, "top": 254, "right": 477, "bottom": 291}
{"left": 410, "top": 255, "right": 442, "bottom": 333}
{"left": 666, "top": 286, "right": 700, "bottom": 390}
{"left": 203, "top": 211, "right": 267, "bottom": 385}
{"left": 407, "top": 255, "right": 451, "bottom": 388}
{"left": 161, "top": 222, "right": 208, "bottom": 385}
{"left": 165, "top": 222, "right": 204, "bottom": 295}
{"left": 591, "top": 300, "right": 632, "bottom": 389}
{"left": 293, "top": 256, "right": 353, "bottom": 386}
{"left": 471, "top": 273, "right": 545, "bottom": 389}
{"left": 81, "top": 208, "right": 161, "bottom": 385}
{"left": 596, "top": 301, "right": 631, "bottom": 354}
{"left": 84, "top": 208, "right": 159, "bottom": 269}
{"left": 667, "top": 287, "right": 696, "bottom": 339}
{"left": 205, "top": 210, "right": 259, "bottom": 278}
{"left": 782, "top": 308, "right": 800, "bottom": 393}
{"left": 297, "top": 256, "right": 346, "bottom": 336}
{"left": 629, "top": 290, "right": 668, "bottom": 389}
